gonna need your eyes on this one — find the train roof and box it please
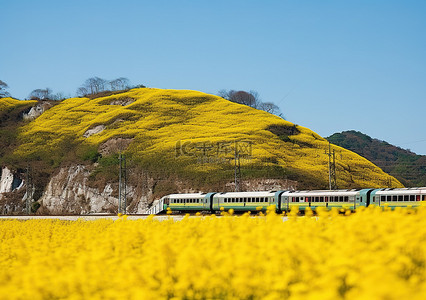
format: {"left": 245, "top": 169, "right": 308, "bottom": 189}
{"left": 166, "top": 193, "right": 207, "bottom": 199}
{"left": 215, "top": 191, "right": 278, "bottom": 197}
{"left": 374, "top": 188, "right": 426, "bottom": 195}
{"left": 283, "top": 189, "right": 362, "bottom": 196}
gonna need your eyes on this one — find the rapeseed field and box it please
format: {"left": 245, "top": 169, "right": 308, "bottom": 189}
{"left": 1, "top": 207, "right": 425, "bottom": 299}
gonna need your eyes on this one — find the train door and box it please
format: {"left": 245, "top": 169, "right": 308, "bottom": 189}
{"left": 282, "top": 195, "right": 289, "bottom": 212}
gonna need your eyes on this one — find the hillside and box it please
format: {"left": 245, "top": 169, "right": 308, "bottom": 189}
{"left": 327, "top": 131, "right": 425, "bottom": 187}
{"left": 0, "top": 98, "right": 37, "bottom": 163}
{"left": 0, "top": 89, "right": 403, "bottom": 213}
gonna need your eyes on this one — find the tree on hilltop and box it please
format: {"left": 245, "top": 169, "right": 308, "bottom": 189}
{"left": 0, "top": 80, "right": 11, "bottom": 98}
{"left": 77, "top": 77, "right": 134, "bottom": 97}
{"left": 217, "top": 89, "right": 284, "bottom": 118}
{"left": 29, "top": 88, "right": 53, "bottom": 100}
{"left": 109, "top": 77, "right": 130, "bottom": 91}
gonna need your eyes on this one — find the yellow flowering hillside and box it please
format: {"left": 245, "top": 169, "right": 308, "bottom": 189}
{"left": 0, "top": 97, "right": 37, "bottom": 115}
{"left": 1, "top": 207, "right": 426, "bottom": 299}
{"left": 11, "top": 88, "right": 400, "bottom": 188}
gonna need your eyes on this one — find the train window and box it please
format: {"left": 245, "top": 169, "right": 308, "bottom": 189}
{"left": 410, "top": 195, "right": 415, "bottom": 201}
{"left": 240, "top": 198, "right": 243, "bottom": 203}
{"left": 392, "top": 195, "right": 397, "bottom": 201}
{"left": 422, "top": 195, "right": 426, "bottom": 201}
{"left": 404, "top": 195, "right": 409, "bottom": 201}
{"left": 381, "top": 196, "right": 386, "bottom": 202}
{"left": 386, "top": 196, "right": 391, "bottom": 202}
{"left": 344, "top": 196, "right": 348, "bottom": 202}
{"left": 255, "top": 197, "right": 259, "bottom": 202}
{"left": 320, "top": 197, "right": 324, "bottom": 202}
{"left": 416, "top": 195, "right": 420, "bottom": 201}
{"left": 244, "top": 197, "right": 247, "bottom": 202}
{"left": 398, "top": 195, "right": 403, "bottom": 202}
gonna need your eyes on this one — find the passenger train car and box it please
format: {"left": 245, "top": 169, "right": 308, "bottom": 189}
{"left": 161, "top": 188, "right": 426, "bottom": 213}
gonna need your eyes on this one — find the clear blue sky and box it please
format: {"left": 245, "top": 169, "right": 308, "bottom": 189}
{"left": 1, "top": 0, "right": 425, "bottom": 154}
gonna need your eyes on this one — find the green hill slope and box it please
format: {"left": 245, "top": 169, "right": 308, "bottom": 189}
{"left": 327, "top": 130, "right": 425, "bottom": 187}
{"left": 1, "top": 89, "right": 402, "bottom": 193}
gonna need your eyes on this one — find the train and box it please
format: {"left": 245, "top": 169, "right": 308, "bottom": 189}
{"left": 160, "top": 188, "right": 426, "bottom": 213}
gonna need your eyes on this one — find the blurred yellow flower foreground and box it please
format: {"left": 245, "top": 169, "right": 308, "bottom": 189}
{"left": 1, "top": 207, "right": 426, "bottom": 300}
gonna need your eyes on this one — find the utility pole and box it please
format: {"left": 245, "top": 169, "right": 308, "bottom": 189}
{"left": 234, "top": 141, "right": 241, "bottom": 192}
{"left": 326, "top": 142, "right": 337, "bottom": 190}
{"left": 25, "top": 165, "right": 33, "bottom": 214}
{"left": 118, "top": 153, "right": 127, "bottom": 214}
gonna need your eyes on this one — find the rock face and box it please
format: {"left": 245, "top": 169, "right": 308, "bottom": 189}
{"left": 39, "top": 165, "right": 150, "bottom": 214}
{"left": 0, "top": 167, "right": 23, "bottom": 195}
{"left": 23, "top": 102, "right": 53, "bottom": 120}
{"left": 83, "top": 125, "right": 105, "bottom": 138}
{"left": 0, "top": 167, "right": 14, "bottom": 194}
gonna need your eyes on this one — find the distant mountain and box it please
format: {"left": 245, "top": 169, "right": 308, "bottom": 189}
{"left": 327, "top": 131, "right": 425, "bottom": 187}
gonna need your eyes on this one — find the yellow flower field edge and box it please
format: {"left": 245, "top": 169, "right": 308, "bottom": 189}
{"left": 1, "top": 207, "right": 425, "bottom": 299}
{"left": 10, "top": 88, "right": 401, "bottom": 189}
{"left": 0, "top": 97, "right": 37, "bottom": 116}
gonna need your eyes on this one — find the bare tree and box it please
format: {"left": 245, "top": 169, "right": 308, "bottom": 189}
{"left": 229, "top": 91, "right": 257, "bottom": 107}
{"left": 78, "top": 77, "right": 108, "bottom": 96}
{"left": 259, "top": 102, "right": 280, "bottom": 115}
{"left": 52, "top": 92, "right": 66, "bottom": 101}
{"left": 109, "top": 77, "right": 130, "bottom": 91}
{"left": 217, "top": 89, "right": 230, "bottom": 99}
{"left": 0, "top": 80, "right": 10, "bottom": 98}
{"left": 76, "top": 87, "right": 89, "bottom": 97}
{"left": 28, "top": 88, "right": 53, "bottom": 100}
{"left": 218, "top": 88, "right": 283, "bottom": 118}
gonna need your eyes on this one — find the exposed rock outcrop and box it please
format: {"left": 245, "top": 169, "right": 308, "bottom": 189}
{"left": 39, "top": 165, "right": 149, "bottom": 214}
{"left": 23, "top": 102, "right": 53, "bottom": 120}
{"left": 83, "top": 125, "right": 105, "bottom": 138}
{"left": 0, "top": 167, "right": 23, "bottom": 195}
